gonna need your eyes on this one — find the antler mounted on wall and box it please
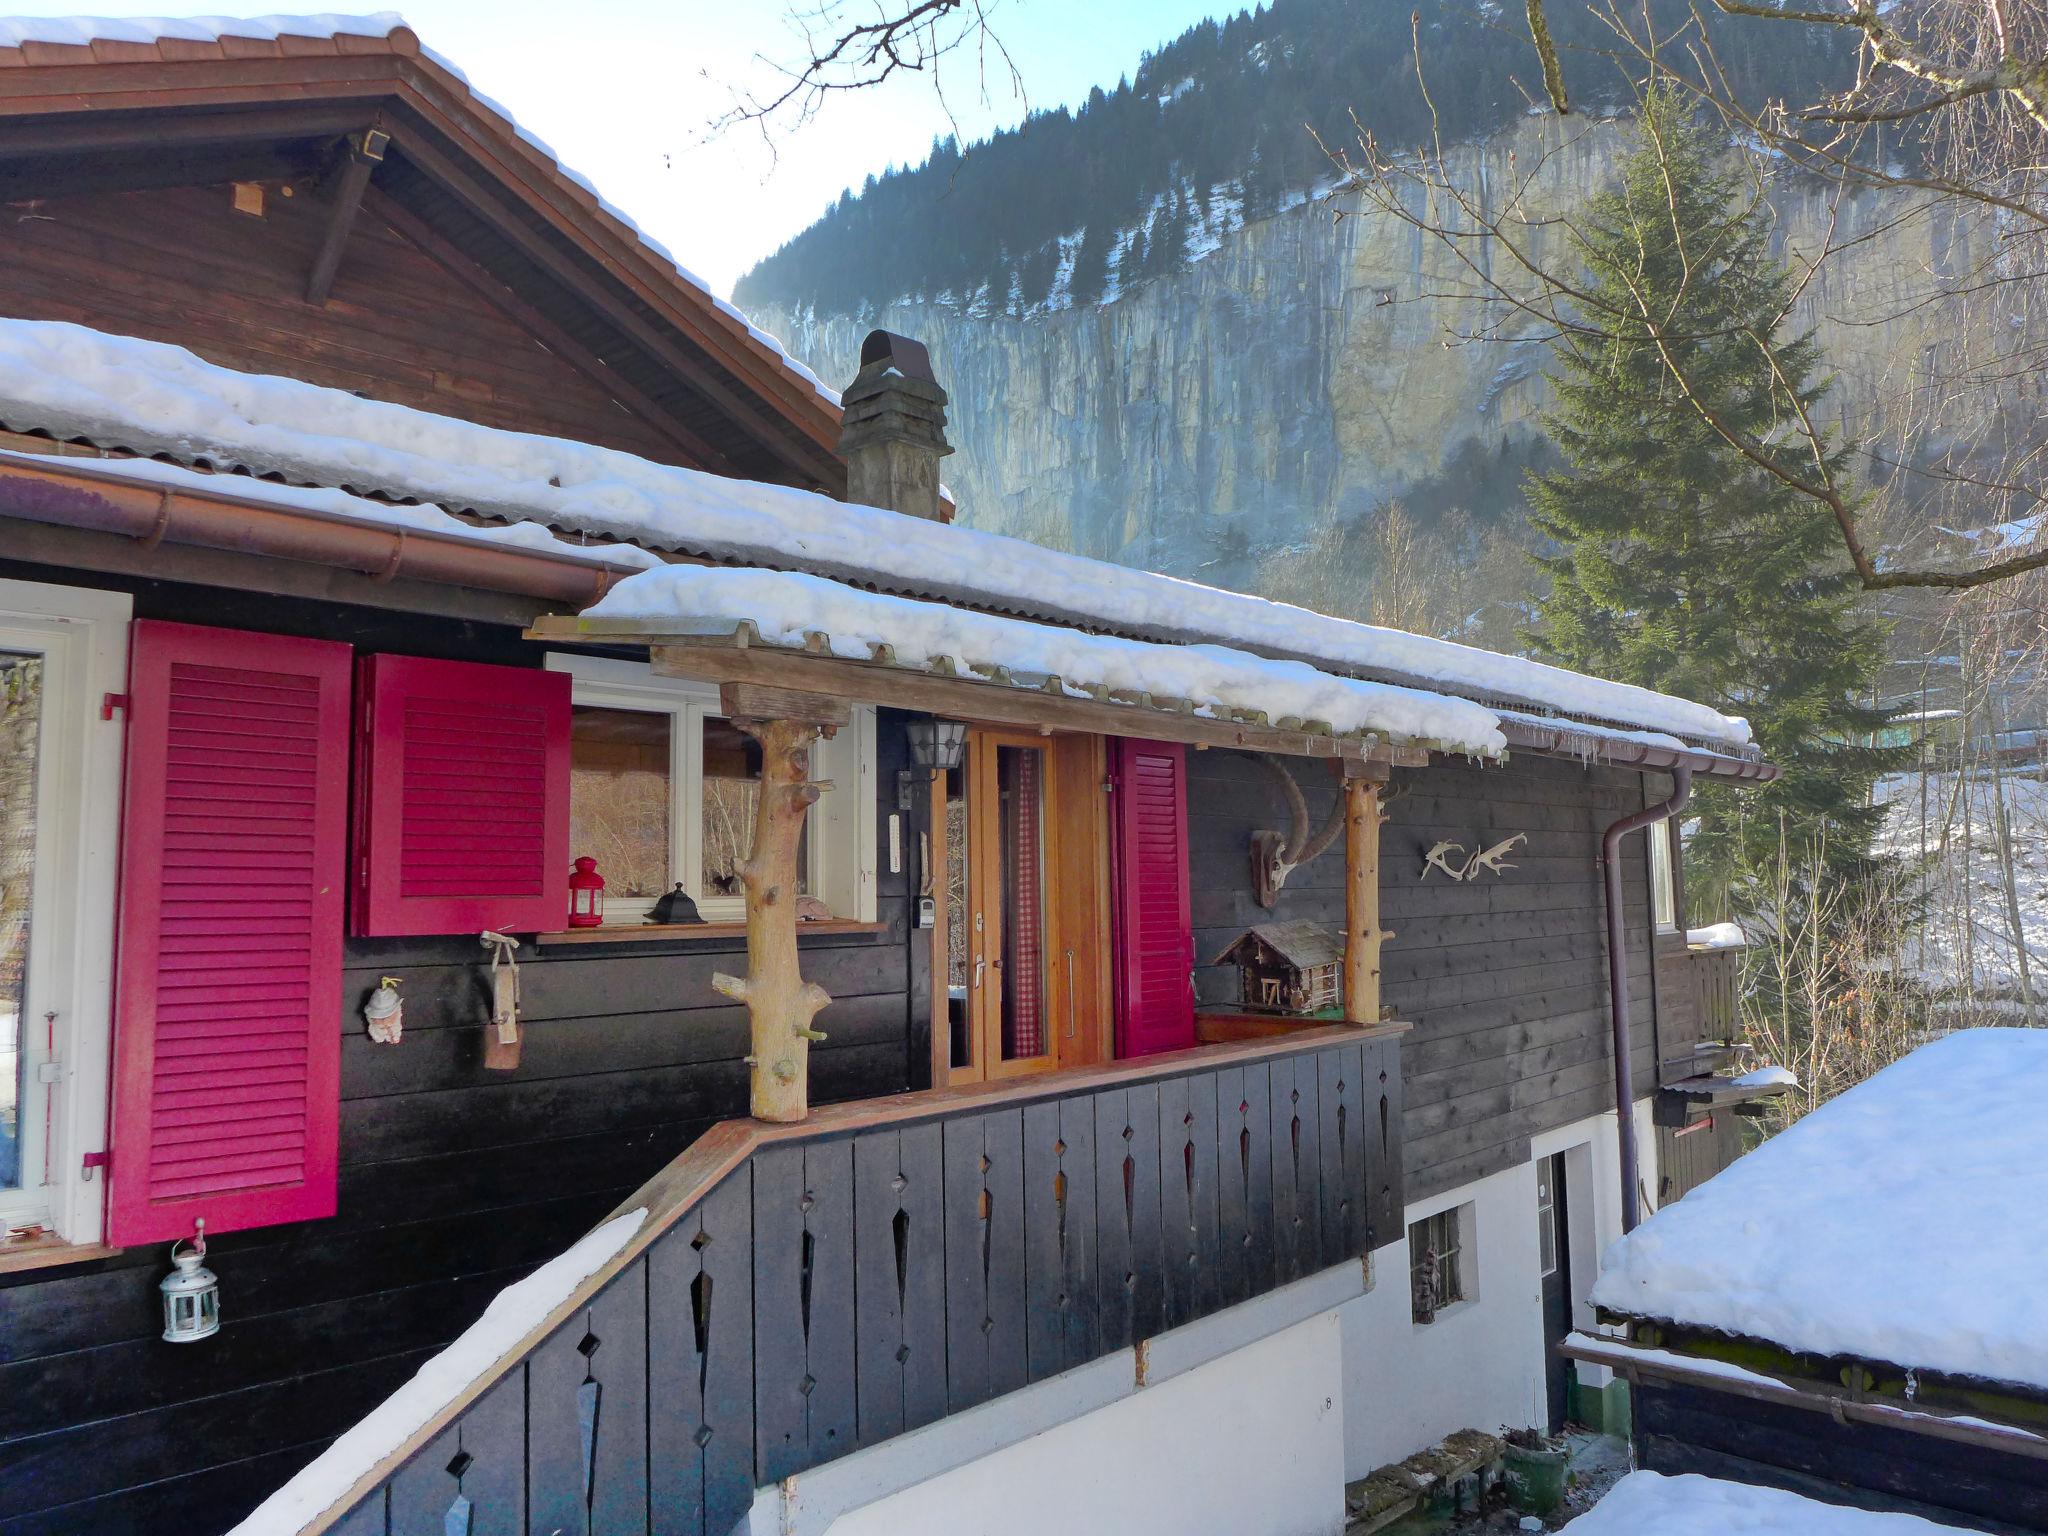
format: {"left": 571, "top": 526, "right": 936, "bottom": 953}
{"left": 1251, "top": 754, "right": 1347, "bottom": 908}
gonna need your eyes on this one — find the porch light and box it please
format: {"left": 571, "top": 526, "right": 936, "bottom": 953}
{"left": 899, "top": 717, "right": 968, "bottom": 808}
{"left": 567, "top": 856, "right": 605, "bottom": 929}
{"left": 160, "top": 1224, "right": 220, "bottom": 1344}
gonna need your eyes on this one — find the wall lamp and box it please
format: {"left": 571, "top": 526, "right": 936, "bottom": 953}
{"left": 898, "top": 717, "right": 969, "bottom": 809}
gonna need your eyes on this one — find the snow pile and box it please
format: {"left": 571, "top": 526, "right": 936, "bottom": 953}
{"left": 1592, "top": 1029, "right": 2048, "bottom": 1390}
{"left": 0, "top": 316, "right": 1749, "bottom": 749}
{"left": 1731, "top": 1064, "right": 1797, "bottom": 1090}
{"left": 1687, "top": 921, "right": 1746, "bottom": 950}
{"left": 1875, "top": 770, "right": 2048, "bottom": 1000}
{"left": 227, "top": 1208, "right": 646, "bottom": 1535}
{"left": 1562, "top": 1472, "right": 1972, "bottom": 1534}
{"left": 584, "top": 565, "right": 1510, "bottom": 755}
{"left": 0, "top": 12, "right": 401, "bottom": 46}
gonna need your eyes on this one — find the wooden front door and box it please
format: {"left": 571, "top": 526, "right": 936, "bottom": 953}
{"left": 937, "top": 728, "right": 1110, "bottom": 1083}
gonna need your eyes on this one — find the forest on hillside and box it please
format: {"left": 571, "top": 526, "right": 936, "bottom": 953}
{"left": 735, "top": 0, "right": 1854, "bottom": 320}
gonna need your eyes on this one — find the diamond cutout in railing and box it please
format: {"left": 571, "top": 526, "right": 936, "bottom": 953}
{"left": 694, "top": 1424, "right": 715, "bottom": 1450}
{"left": 577, "top": 1330, "right": 601, "bottom": 1361}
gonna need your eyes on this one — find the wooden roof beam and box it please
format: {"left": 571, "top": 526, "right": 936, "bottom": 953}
{"left": 304, "top": 124, "right": 388, "bottom": 305}
{"left": 387, "top": 126, "right": 847, "bottom": 489}
{"left": 368, "top": 187, "right": 736, "bottom": 473}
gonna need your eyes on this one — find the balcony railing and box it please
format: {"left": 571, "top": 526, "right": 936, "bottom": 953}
{"left": 274, "top": 1025, "right": 1406, "bottom": 1536}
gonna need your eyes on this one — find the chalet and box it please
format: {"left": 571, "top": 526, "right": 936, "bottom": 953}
{"left": 1570, "top": 1028, "right": 2048, "bottom": 1535}
{"left": 0, "top": 14, "right": 1785, "bottom": 1534}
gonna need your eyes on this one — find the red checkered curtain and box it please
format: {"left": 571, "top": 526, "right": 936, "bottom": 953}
{"left": 1001, "top": 745, "right": 1045, "bottom": 1059}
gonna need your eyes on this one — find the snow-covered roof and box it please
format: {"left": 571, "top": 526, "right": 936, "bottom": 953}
{"left": 0, "top": 12, "right": 840, "bottom": 414}
{"left": 0, "top": 315, "right": 1757, "bottom": 756}
{"left": 1592, "top": 1028, "right": 2048, "bottom": 1392}
{"left": 1562, "top": 1472, "right": 1971, "bottom": 1535}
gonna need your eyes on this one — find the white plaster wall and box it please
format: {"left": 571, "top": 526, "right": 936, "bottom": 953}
{"left": 802, "top": 1311, "right": 1346, "bottom": 1536}
{"left": 1337, "top": 1103, "right": 1651, "bottom": 1476}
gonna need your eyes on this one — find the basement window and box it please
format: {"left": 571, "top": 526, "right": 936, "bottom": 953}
{"left": 1410, "top": 1205, "right": 1471, "bottom": 1324}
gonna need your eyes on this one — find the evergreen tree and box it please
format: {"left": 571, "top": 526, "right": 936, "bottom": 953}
{"left": 1527, "top": 86, "right": 1900, "bottom": 917}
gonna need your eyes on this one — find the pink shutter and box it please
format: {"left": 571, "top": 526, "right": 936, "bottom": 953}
{"left": 107, "top": 621, "right": 351, "bottom": 1245}
{"left": 1112, "top": 738, "right": 1195, "bottom": 1057}
{"left": 352, "top": 655, "right": 570, "bottom": 936}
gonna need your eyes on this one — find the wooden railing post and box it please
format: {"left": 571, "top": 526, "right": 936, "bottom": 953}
{"left": 1343, "top": 764, "right": 1394, "bottom": 1025}
{"left": 714, "top": 684, "right": 850, "bottom": 1122}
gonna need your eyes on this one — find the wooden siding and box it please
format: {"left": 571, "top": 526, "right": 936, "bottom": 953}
{"left": 1189, "top": 751, "right": 1662, "bottom": 1202}
{"left": 1638, "top": 1380, "right": 2048, "bottom": 1533}
{"left": 0, "top": 180, "right": 697, "bottom": 464}
{"left": 1652, "top": 1112, "right": 1745, "bottom": 1207}
{"left": 0, "top": 570, "right": 918, "bottom": 1535}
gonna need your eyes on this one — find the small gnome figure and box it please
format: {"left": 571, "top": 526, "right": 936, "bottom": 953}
{"left": 363, "top": 977, "right": 404, "bottom": 1045}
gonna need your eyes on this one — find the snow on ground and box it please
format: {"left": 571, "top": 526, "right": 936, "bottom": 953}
{"left": 1591, "top": 1029, "right": 2048, "bottom": 1391}
{"left": 1561, "top": 1472, "right": 1973, "bottom": 1534}
{"left": 0, "top": 316, "right": 1750, "bottom": 748}
{"left": 1876, "top": 769, "right": 2048, "bottom": 1000}
{"left": 226, "top": 1209, "right": 646, "bottom": 1536}
{"left": 583, "top": 564, "right": 1510, "bottom": 755}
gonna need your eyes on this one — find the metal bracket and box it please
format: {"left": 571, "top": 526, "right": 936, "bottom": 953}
{"left": 100, "top": 693, "right": 129, "bottom": 721}
{"left": 81, "top": 1150, "right": 110, "bottom": 1181}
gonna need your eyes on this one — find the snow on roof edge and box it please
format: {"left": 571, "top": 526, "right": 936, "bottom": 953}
{"left": 0, "top": 315, "right": 1749, "bottom": 750}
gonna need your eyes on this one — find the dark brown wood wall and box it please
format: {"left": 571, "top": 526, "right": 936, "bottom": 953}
{"left": 0, "top": 567, "right": 918, "bottom": 1536}
{"left": 1189, "top": 750, "right": 1661, "bottom": 1202}
{"left": 0, "top": 180, "right": 694, "bottom": 464}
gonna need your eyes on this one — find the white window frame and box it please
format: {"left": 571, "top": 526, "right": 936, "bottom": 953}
{"left": 548, "top": 654, "right": 877, "bottom": 925}
{"left": 0, "top": 578, "right": 129, "bottom": 1247}
{"left": 1649, "top": 818, "right": 1678, "bottom": 931}
{"left": 1408, "top": 1200, "right": 1476, "bottom": 1325}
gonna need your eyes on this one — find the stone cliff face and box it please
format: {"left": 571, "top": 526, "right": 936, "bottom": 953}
{"left": 755, "top": 117, "right": 1984, "bottom": 584}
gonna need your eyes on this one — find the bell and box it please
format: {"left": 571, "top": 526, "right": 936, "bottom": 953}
{"left": 647, "top": 883, "right": 702, "bottom": 925}
{"left": 160, "top": 1232, "right": 220, "bottom": 1344}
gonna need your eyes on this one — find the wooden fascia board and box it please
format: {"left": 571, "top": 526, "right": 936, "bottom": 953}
{"left": 0, "top": 56, "right": 411, "bottom": 110}
{"left": 386, "top": 116, "right": 845, "bottom": 490}
{"left": 366, "top": 187, "right": 736, "bottom": 472}
{"left": 390, "top": 57, "right": 842, "bottom": 452}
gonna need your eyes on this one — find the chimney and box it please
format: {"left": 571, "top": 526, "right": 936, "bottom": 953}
{"left": 838, "top": 329, "right": 953, "bottom": 521}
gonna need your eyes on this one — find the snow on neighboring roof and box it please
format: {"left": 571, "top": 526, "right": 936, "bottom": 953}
{"left": 226, "top": 1208, "right": 646, "bottom": 1536}
{"left": 0, "top": 316, "right": 1752, "bottom": 752}
{"left": 1562, "top": 1472, "right": 1973, "bottom": 1535}
{"left": 1592, "top": 1028, "right": 2048, "bottom": 1392}
{"left": 581, "top": 564, "right": 1510, "bottom": 757}
{"left": 0, "top": 12, "right": 839, "bottom": 411}
{"left": 1686, "top": 920, "right": 1746, "bottom": 950}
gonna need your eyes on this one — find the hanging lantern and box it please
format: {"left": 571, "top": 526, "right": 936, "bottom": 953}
{"left": 898, "top": 717, "right": 969, "bottom": 808}
{"left": 160, "top": 1225, "right": 220, "bottom": 1344}
{"left": 567, "top": 856, "right": 605, "bottom": 928}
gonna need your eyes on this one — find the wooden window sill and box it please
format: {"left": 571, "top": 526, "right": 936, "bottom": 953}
{"left": 0, "top": 1236, "right": 121, "bottom": 1275}
{"left": 534, "top": 919, "right": 889, "bottom": 947}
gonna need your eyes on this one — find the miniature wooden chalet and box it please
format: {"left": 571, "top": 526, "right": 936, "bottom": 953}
{"left": 1213, "top": 923, "right": 1345, "bottom": 1015}
{"left": 1569, "top": 1029, "right": 2048, "bottom": 1533}
{"left": 0, "top": 15, "right": 1781, "bottom": 1536}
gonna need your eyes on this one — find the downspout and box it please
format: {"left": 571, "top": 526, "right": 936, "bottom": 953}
{"left": 1601, "top": 764, "right": 1691, "bottom": 1233}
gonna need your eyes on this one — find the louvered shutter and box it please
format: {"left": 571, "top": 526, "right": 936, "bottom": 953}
{"left": 352, "top": 655, "right": 570, "bottom": 936}
{"left": 107, "top": 621, "right": 351, "bottom": 1245}
{"left": 1112, "top": 737, "right": 1194, "bottom": 1057}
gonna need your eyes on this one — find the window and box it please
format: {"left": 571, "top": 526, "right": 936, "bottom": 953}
{"left": 1649, "top": 818, "right": 1677, "bottom": 930}
{"left": 550, "top": 655, "right": 876, "bottom": 924}
{"left": 1410, "top": 1204, "right": 1471, "bottom": 1324}
{"left": 0, "top": 579, "right": 129, "bottom": 1246}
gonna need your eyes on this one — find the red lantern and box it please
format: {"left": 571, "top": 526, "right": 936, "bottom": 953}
{"left": 567, "top": 856, "right": 605, "bottom": 928}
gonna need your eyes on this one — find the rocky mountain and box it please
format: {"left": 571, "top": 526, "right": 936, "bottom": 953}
{"left": 752, "top": 115, "right": 1983, "bottom": 596}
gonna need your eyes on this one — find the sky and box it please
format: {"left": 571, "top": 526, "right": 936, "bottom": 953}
{"left": 324, "top": 0, "right": 1243, "bottom": 298}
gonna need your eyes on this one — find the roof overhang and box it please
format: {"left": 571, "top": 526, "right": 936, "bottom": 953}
{"left": 0, "top": 20, "right": 847, "bottom": 488}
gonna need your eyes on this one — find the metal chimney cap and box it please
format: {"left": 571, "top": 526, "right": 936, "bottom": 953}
{"left": 858, "top": 330, "right": 936, "bottom": 384}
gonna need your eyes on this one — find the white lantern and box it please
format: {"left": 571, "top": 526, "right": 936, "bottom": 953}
{"left": 160, "top": 1231, "right": 220, "bottom": 1344}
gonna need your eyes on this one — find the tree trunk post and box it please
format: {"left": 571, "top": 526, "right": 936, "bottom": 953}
{"left": 710, "top": 687, "right": 849, "bottom": 1122}
{"left": 1343, "top": 767, "right": 1394, "bottom": 1025}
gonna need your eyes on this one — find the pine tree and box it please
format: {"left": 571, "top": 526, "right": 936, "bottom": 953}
{"left": 1527, "top": 86, "right": 1900, "bottom": 917}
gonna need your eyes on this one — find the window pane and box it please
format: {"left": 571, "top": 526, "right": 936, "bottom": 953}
{"left": 0, "top": 652, "right": 41, "bottom": 1193}
{"left": 569, "top": 706, "right": 671, "bottom": 905}
{"left": 702, "top": 717, "right": 807, "bottom": 903}
{"left": 1650, "top": 821, "right": 1676, "bottom": 929}
{"left": 944, "top": 766, "right": 972, "bottom": 1071}
{"left": 997, "top": 745, "right": 1047, "bottom": 1061}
